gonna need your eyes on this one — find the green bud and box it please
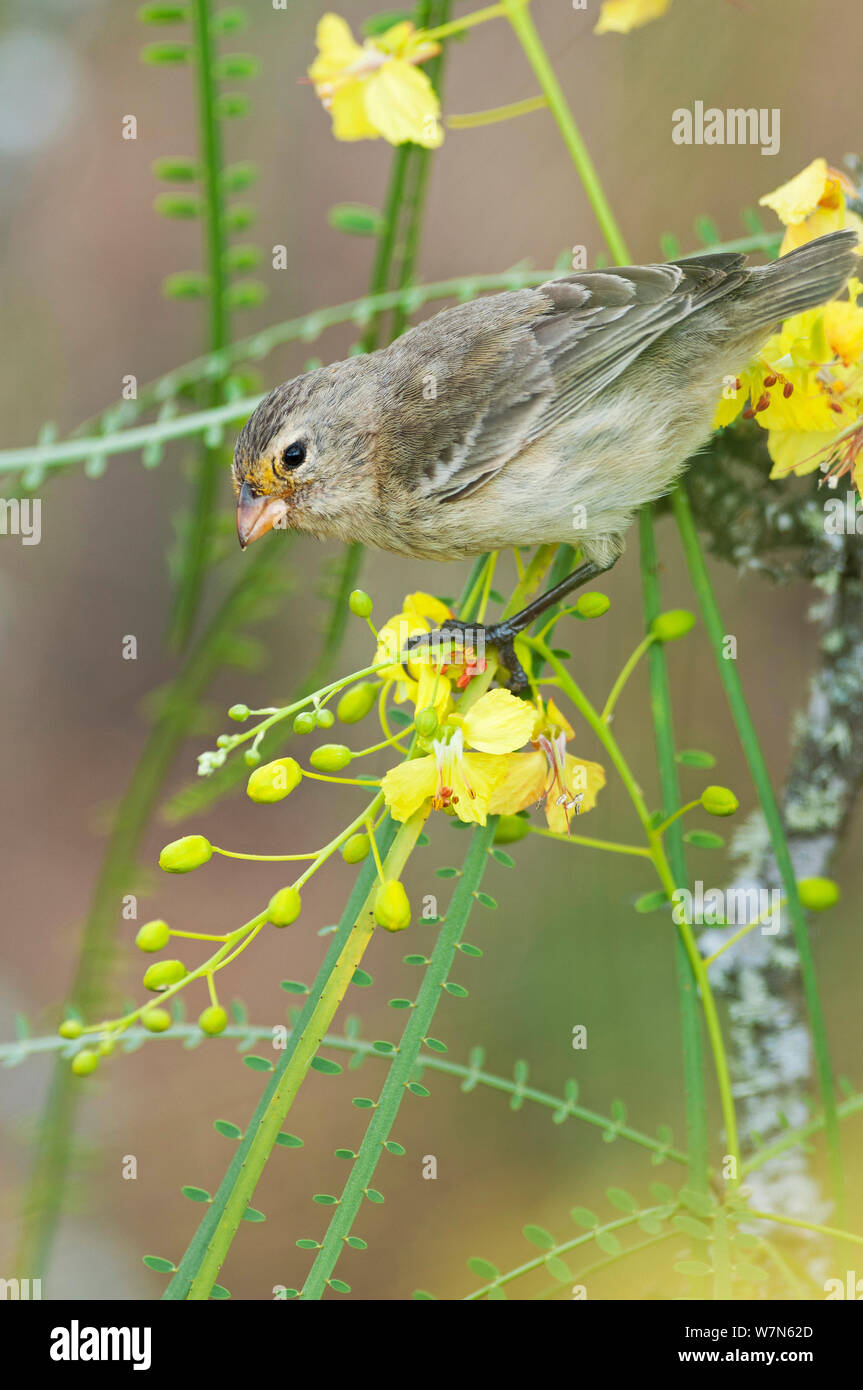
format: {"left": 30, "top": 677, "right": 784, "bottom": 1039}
{"left": 310, "top": 743, "right": 353, "bottom": 772}
{"left": 268, "top": 886, "right": 302, "bottom": 927}
{"left": 246, "top": 757, "right": 302, "bottom": 803}
{"left": 293, "top": 711, "right": 317, "bottom": 735}
{"left": 349, "top": 589, "right": 374, "bottom": 618}
{"left": 700, "top": 785, "right": 739, "bottom": 817}
{"left": 135, "top": 918, "right": 171, "bottom": 952}
{"left": 141, "top": 1008, "right": 172, "bottom": 1033}
{"left": 493, "top": 814, "right": 530, "bottom": 845}
{"left": 337, "top": 682, "right": 378, "bottom": 724}
{"left": 315, "top": 707, "right": 335, "bottom": 729}
{"left": 797, "top": 877, "right": 841, "bottom": 911}
{"left": 651, "top": 609, "right": 696, "bottom": 643}
{"left": 244, "top": 748, "right": 262, "bottom": 767}
{"left": 341, "top": 832, "right": 370, "bottom": 864}
{"left": 374, "top": 879, "right": 411, "bottom": 932}
{"left": 228, "top": 703, "right": 250, "bottom": 721}
{"left": 143, "top": 959, "right": 188, "bottom": 992}
{"left": 159, "top": 834, "right": 213, "bottom": 873}
{"left": 576, "top": 592, "right": 611, "bottom": 619}
{"left": 415, "top": 706, "right": 438, "bottom": 738}
{"left": 58, "top": 1019, "right": 83, "bottom": 1040}
{"left": 198, "top": 1005, "right": 228, "bottom": 1036}
{"left": 71, "top": 1049, "right": 99, "bottom": 1077}
{"left": 98, "top": 1038, "right": 115, "bottom": 1056}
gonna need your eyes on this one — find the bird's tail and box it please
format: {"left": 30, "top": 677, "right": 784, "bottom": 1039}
{"left": 741, "top": 228, "right": 859, "bottom": 330}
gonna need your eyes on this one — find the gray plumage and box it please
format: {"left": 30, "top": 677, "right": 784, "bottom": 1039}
{"left": 234, "top": 230, "right": 859, "bottom": 566}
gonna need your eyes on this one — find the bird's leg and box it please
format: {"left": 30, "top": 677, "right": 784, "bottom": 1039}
{"left": 407, "top": 558, "right": 614, "bottom": 694}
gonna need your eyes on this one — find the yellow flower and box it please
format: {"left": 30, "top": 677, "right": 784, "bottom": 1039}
{"left": 381, "top": 689, "right": 536, "bottom": 826}
{"left": 308, "top": 14, "right": 442, "bottom": 148}
{"left": 488, "top": 698, "right": 605, "bottom": 832}
{"left": 594, "top": 0, "right": 671, "bottom": 34}
{"left": 759, "top": 157, "right": 863, "bottom": 254}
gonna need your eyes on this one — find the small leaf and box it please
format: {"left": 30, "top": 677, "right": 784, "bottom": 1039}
{"left": 673, "top": 1214, "right": 712, "bottom": 1241}
{"left": 436, "top": 866, "right": 459, "bottom": 879}
{"left": 406, "top": 1082, "right": 430, "bottom": 1097}
{"left": 243, "top": 1055, "right": 273, "bottom": 1072}
{"left": 424, "top": 1038, "right": 447, "bottom": 1053}
{"left": 606, "top": 1187, "right": 638, "bottom": 1213}
{"left": 221, "top": 161, "right": 258, "bottom": 192}
{"left": 491, "top": 849, "right": 515, "bottom": 867}
{"left": 372, "top": 1040, "right": 396, "bottom": 1053}
{"left": 684, "top": 830, "right": 724, "bottom": 849}
{"left": 213, "top": 1120, "right": 242, "bottom": 1140}
{"left": 215, "top": 53, "right": 259, "bottom": 79}
{"left": 638, "top": 1215, "right": 663, "bottom": 1235}
{"left": 458, "top": 943, "right": 483, "bottom": 957}
{"left": 152, "top": 156, "right": 200, "bottom": 181}
{"left": 314, "top": 1195, "right": 338, "bottom": 1206}
{"left": 275, "top": 1133, "right": 303, "bottom": 1148}
{"left": 143, "top": 1255, "right": 175, "bottom": 1272}
{"left": 310, "top": 1056, "right": 342, "bottom": 1075}
{"left": 210, "top": 1284, "right": 230, "bottom": 1300}
{"left": 352, "top": 969, "right": 373, "bottom": 987}
{"left": 242, "top": 1208, "right": 266, "bottom": 1222}
{"left": 296, "top": 1239, "right": 320, "bottom": 1250}
{"left": 675, "top": 749, "right": 716, "bottom": 768}
{"left": 387, "top": 999, "right": 413, "bottom": 1010}
{"left": 679, "top": 1187, "right": 714, "bottom": 1218}
{"left": 595, "top": 1230, "right": 621, "bottom": 1256}
{"left": 475, "top": 892, "right": 497, "bottom": 909}
{"left": 570, "top": 1207, "right": 598, "bottom": 1229}
{"left": 154, "top": 192, "right": 201, "bottom": 219}
{"left": 365, "top": 1188, "right": 385, "bottom": 1204}
{"left": 328, "top": 1278, "right": 351, "bottom": 1294}
{"left": 634, "top": 890, "right": 669, "bottom": 913}
{"left": 523, "top": 1224, "right": 555, "bottom": 1250}
{"left": 404, "top": 955, "right": 428, "bottom": 966}
{"left": 162, "top": 271, "right": 209, "bottom": 300}
{"left": 545, "top": 1255, "right": 572, "bottom": 1284}
{"left": 138, "top": 2, "right": 188, "bottom": 20}
{"left": 181, "top": 1186, "right": 211, "bottom": 1203}
{"left": 345, "top": 1236, "right": 367, "bottom": 1250}
{"left": 352, "top": 1098, "right": 375, "bottom": 1109}
{"left": 650, "top": 1182, "right": 674, "bottom": 1203}
{"left": 328, "top": 202, "right": 385, "bottom": 237}
{"left": 141, "top": 42, "right": 190, "bottom": 64}
{"left": 218, "top": 92, "right": 251, "bottom": 119}
{"left": 443, "top": 982, "right": 468, "bottom": 997}
{"left": 334, "top": 1149, "right": 355, "bottom": 1160}
{"left": 226, "top": 280, "right": 268, "bottom": 310}
{"left": 467, "top": 1257, "right": 499, "bottom": 1281}
{"left": 280, "top": 980, "right": 309, "bottom": 994}
{"left": 674, "top": 1259, "right": 712, "bottom": 1277}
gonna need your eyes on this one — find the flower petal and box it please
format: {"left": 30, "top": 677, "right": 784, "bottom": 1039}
{"left": 760, "top": 158, "right": 830, "bottom": 226}
{"left": 309, "top": 13, "right": 364, "bottom": 85}
{"left": 462, "top": 688, "right": 538, "bottom": 754}
{"left": 594, "top": 0, "right": 671, "bottom": 35}
{"left": 488, "top": 750, "right": 547, "bottom": 815}
{"left": 330, "top": 80, "right": 379, "bottom": 141}
{"left": 544, "top": 757, "right": 606, "bottom": 832}
{"left": 449, "top": 752, "right": 507, "bottom": 826}
{"left": 364, "top": 60, "right": 442, "bottom": 148}
{"left": 381, "top": 756, "right": 437, "bottom": 822}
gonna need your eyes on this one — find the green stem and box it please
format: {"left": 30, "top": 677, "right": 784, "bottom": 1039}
{"left": 300, "top": 816, "right": 498, "bottom": 1299}
{"left": 500, "top": 0, "right": 628, "bottom": 261}
{"left": 600, "top": 634, "right": 654, "bottom": 723}
{"left": 747, "top": 1210, "right": 863, "bottom": 1248}
{"left": 672, "top": 484, "right": 844, "bottom": 1220}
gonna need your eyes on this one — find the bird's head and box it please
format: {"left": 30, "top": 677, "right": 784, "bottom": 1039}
{"left": 232, "top": 362, "right": 379, "bottom": 548}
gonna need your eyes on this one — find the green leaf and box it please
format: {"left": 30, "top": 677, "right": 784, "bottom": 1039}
{"left": 221, "top": 161, "right": 258, "bottom": 192}
{"left": 404, "top": 954, "right": 428, "bottom": 966}
{"left": 694, "top": 214, "right": 721, "bottom": 246}
{"left": 634, "top": 890, "right": 669, "bottom": 913}
{"left": 352, "top": 969, "right": 373, "bottom": 987}
{"left": 569, "top": 1206, "right": 598, "bottom": 1229}
{"left": 218, "top": 92, "right": 251, "bottom": 119}
{"left": 296, "top": 1239, "right": 320, "bottom": 1250}
{"left": 224, "top": 244, "right": 262, "bottom": 272}
{"left": 141, "top": 42, "right": 190, "bottom": 63}
{"left": 352, "top": 1098, "right": 375, "bottom": 1109}
{"left": 660, "top": 231, "right": 683, "bottom": 260}
{"left": 650, "top": 1182, "right": 674, "bottom": 1203}
{"left": 387, "top": 998, "right": 413, "bottom": 1010}
{"left": 406, "top": 1082, "right": 430, "bottom": 1097}
{"left": 310, "top": 1056, "right": 342, "bottom": 1075}
{"left": 638, "top": 1215, "right": 663, "bottom": 1235}
{"left": 154, "top": 193, "right": 201, "bottom": 219}
{"left": 181, "top": 1186, "right": 211, "bottom": 1203}
{"left": 467, "top": 1257, "right": 500, "bottom": 1281}
{"left": 475, "top": 892, "right": 497, "bottom": 909}
{"left": 424, "top": 1037, "right": 447, "bottom": 1052}
{"left": 365, "top": 1188, "right": 385, "bottom": 1204}
{"left": 673, "top": 1213, "right": 712, "bottom": 1241}
{"left": 213, "top": 1120, "right": 242, "bottom": 1140}
{"left": 372, "top": 1040, "right": 396, "bottom": 1053}
{"left": 684, "top": 830, "right": 724, "bottom": 849}
{"left": 212, "top": 7, "right": 246, "bottom": 34}
{"left": 224, "top": 203, "right": 256, "bottom": 231}
{"left": 142, "top": 1255, "right": 176, "bottom": 1272}
{"left": 215, "top": 53, "right": 259, "bottom": 79}
{"left": 594, "top": 1230, "right": 621, "bottom": 1256}
{"left": 210, "top": 1284, "right": 230, "bottom": 1300}
{"left": 436, "top": 866, "right": 459, "bottom": 878}
{"left": 383, "top": 1141, "right": 405, "bottom": 1155}
{"left": 162, "top": 271, "right": 209, "bottom": 300}
{"left": 545, "top": 1254, "right": 572, "bottom": 1283}
{"left": 675, "top": 749, "right": 716, "bottom": 768}
{"left": 606, "top": 1187, "right": 638, "bottom": 1213}
{"left": 138, "top": 3, "right": 187, "bottom": 20}
{"left": 280, "top": 980, "right": 309, "bottom": 994}
{"left": 313, "top": 1194, "right": 338, "bottom": 1205}
{"left": 458, "top": 942, "right": 483, "bottom": 957}
{"left": 334, "top": 1149, "right": 355, "bottom": 1160}
{"left": 328, "top": 203, "right": 385, "bottom": 237}
{"left": 679, "top": 1187, "right": 714, "bottom": 1218}
{"left": 275, "top": 1132, "right": 303, "bottom": 1148}
{"left": 491, "top": 849, "right": 515, "bottom": 867}
{"left": 152, "top": 156, "right": 200, "bottom": 182}
{"left": 226, "top": 279, "right": 267, "bottom": 310}
{"left": 443, "top": 982, "right": 468, "bottom": 997}
{"left": 388, "top": 708, "right": 413, "bottom": 727}
{"left": 243, "top": 1055, "right": 273, "bottom": 1072}
{"left": 242, "top": 1208, "right": 266, "bottom": 1222}
{"left": 674, "top": 1259, "right": 712, "bottom": 1277}
{"left": 523, "top": 1224, "right": 555, "bottom": 1250}
{"left": 345, "top": 1237, "right": 367, "bottom": 1250}
{"left": 328, "top": 1278, "right": 351, "bottom": 1293}
{"left": 362, "top": 9, "right": 412, "bottom": 35}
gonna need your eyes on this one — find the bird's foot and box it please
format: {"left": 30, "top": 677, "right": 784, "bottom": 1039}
{"left": 406, "top": 619, "right": 529, "bottom": 694}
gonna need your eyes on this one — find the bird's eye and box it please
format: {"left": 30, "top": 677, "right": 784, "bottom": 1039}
{"left": 279, "top": 441, "right": 307, "bottom": 471}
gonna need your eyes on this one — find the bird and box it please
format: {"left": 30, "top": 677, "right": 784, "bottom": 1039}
{"left": 233, "top": 229, "right": 858, "bottom": 688}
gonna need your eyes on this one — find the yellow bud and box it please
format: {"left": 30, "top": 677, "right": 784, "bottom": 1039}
{"left": 415, "top": 706, "right": 438, "bottom": 739}
{"left": 59, "top": 1019, "right": 83, "bottom": 1040}
{"left": 700, "top": 785, "right": 739, "bottom": 817}
{"left": 71, "top": 1049, "right": 99, "bottom": 1077}
{"left": 246, "top": 757, "right": 302, "bottom": 803}
{"left": 349, "top": 589, "right": 373, "bottom": 618}
{"left": 337, "top": 682, "right": 378, "bottom": 724}
{"left": 373, "top": 879, "right": 411, "bottom": 933}
{"left": 797, "top": 877, "right": 841, "bottom": 911}
{"left": 159, "top": 835, "right": 213, "bottom": 873}
{"left": 341, "top": 832, "right": 370, "bottom": 864}
{"left": 141, "top": 1008, "right": 172, "bottom": 1033}
{"left": 493, "top": 814, "right": 530, "bottom": 845}
{"left": 143, "top": 959, "right": 187, "bottom": 991}
{"left": 268, "top": 886, "right": 302, "bottom": 927}
{"left": 576, "top": 592, "right": 610, "bottom": 619}
{"left": 135, "top": 919, "right": 171, "bottom": 952}
{"left": 198, "top": 1005, "right": 228, "bottom": 1035}
{"left": 651, "top": 609, "right": 696, "bottom": 643}
{"left": 98, "top": 1038, "right": 115, "bottom": 1056}
{"left": 310, "top": 743, "right": 353, "bottom": 772}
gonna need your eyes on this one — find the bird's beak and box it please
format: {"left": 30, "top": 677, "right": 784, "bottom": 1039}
{"left": 236, "top": 483, "right": 287, "bottom": 549}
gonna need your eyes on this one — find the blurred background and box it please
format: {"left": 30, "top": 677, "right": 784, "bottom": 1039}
{"left": 1, "top": 0, "right": 861, "bottom": 1300}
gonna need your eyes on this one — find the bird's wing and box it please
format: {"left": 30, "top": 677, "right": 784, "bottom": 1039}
{"left": 398, "top": 254, "right": 747, "bottom": 505}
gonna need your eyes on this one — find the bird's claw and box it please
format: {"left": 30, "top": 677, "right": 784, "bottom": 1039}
{"left": 405, "top": 620, "right": 529, "bottom": 695}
